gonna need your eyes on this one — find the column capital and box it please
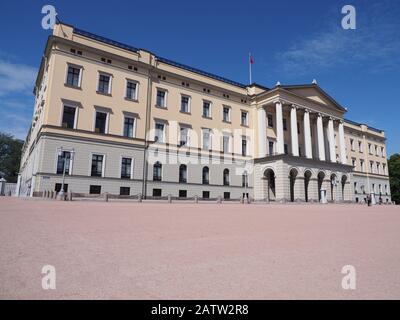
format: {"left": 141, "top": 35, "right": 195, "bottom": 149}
{"left": 273, "top": 99, "right": 285, "bottom": 106}
{"left": 304, "top": 108, "right": 311, "bottom": 113}
{"left": 291, "top": 104, "right": 298, "bottom": 110}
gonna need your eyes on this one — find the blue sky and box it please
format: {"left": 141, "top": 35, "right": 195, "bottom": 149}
{"left": 0, "top": 0, "right": 399, "bottom": 155}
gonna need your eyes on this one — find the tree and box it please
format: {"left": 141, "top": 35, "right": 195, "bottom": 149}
{"left": 0, "top": 133, "right": 23, "bottom": 183}
{"left": 388, "top": 153, "right": 400, "bottom": 204}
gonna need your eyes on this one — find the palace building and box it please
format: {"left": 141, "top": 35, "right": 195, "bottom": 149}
{"left": 17, "top": 22, "right": 392, "bottom": 203}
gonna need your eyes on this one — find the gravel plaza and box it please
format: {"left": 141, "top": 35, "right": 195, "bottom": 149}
{"left": 0, "top": 197, "right": 399, "bottom": 300}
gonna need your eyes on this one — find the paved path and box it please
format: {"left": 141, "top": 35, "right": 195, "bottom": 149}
{"left": 1, "top": 198, "right": 399, "bottom": 299}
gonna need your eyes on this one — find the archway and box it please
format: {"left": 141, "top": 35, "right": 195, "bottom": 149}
{"left": 317, "top": 171, "right": 325, "bottom": 201}
{"left": 289, "top": 168, "right": 298, "bottom": 202}
{"left": 264, "top": 168, "right": 276, "bottom": 201}
{"left": 341, "top": 175, "right": 347, "bottom": 201}
{"left": 304, "top": 170, "right": 312, "bottom": 202}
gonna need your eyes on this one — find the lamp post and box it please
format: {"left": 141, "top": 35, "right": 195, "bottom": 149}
{"left": 56, "top": 147, "right": 74, "bottom": 201}
{"left": 331, "top": 176, "right": 339, "bottom": 203}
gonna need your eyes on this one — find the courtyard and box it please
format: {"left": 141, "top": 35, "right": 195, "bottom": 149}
{"left": 0, "top": 197, "right": 399, "bottom": 299}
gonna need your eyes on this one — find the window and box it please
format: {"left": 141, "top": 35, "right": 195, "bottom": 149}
{"left": 297, "top": 122, "right": 300, "bottom": 134}
{"left": 89, "top": 185, "right": 101, "bottom": 194}
{"left": 154, "top": 122, "right": 165, "bottom": 142}
{"left": 91, "top": 154, "right": 104, "bottom": 177}
{"left": 376, "top": 163, "right": 381, "bottom": 174}
{"left": 202, "top": 129, "right": 211, "bottom": 150}
{"left": 152, "top": 188, "right": 162, "bottom": 197}
{"left": 358, "top": 141, "right": 363, "bottom": 152}
{"left": 203, "top": 101, "right": 211, "bottom": 118}
{"left": 370, "top": 161, "right": 374, "bottom": 173}
{"left": 153, "top": 161, "right": 162, "bottom": 181}
{"left": 354, "top": 182, "right": 358, "bottom": 194}
{"left": 202, "top": 191, "right": 210, "bottom": 199}
{"left": 120, "top": 187, "right": 130, "bottom": 196}
{"left": 123, "top": 117, "right": 135, "bottom": 138}
{"left": 269, "top": 141, "right": 274, "bottom": 155}
{"left": 179, "top": 127, "right": 189, "bottom": 147}
{"left": 375, "top": 145, "right": 379, "bottom": 156}
{"left": 179, "top": 164, "right": 187, "bottom": 183}
{"left": 55, "top": 183, "right": 68, "bottom": 193}
{"left": 126, "top": 80, "right": 138, "bottom": 100}
{"left": 222, "top": 106, "right": 230, "bottom": 122}
{"left": 360, "top": 159, "right": 365, "bottom": 172}
{"left": 350, "top": 139, "right": 355, "bottom": 151}
{"left": 180, "top": 95, "right": 190, "bottom": 113}
{"left": 179, "top": 190, "right": 187, "bottom": 198}
{"left": 95, "top": 111, "right": 108, "bottom": 134}
{"left": 202, "top": 167, "right": 209, "bottom": 185}
{"left": 62, "top": 106, "right": 76, "bottom": 129}
{"left": 242, "top": 139, "right": 247, "bottom": 156}
{"left": 368, "top": 143, "right": 372, "bottom": 154}
{"left": 242, "top": 173, "right": 248, "bottom": 187}
{"left": 241, "top": 111, "right": 248, "bottom": 126}
{"left": 223, "top": 169, "right": 230, "bottom": 186}
{"left": 223, "top": 136, "right": 230, "bottom": 153}
{"left": 56, "top": 151, "right": 71, "bottom": 175}
{"left": 121, "top": 157, "right": 132, "bottom": 179}
{"left": 283, "top": 118, "right": 287, "bottom": 131}
{"left": 97, "top": 73, "right": 111, "bottom": 94}
{"left": 156, "top": 89, "right": 166, "bottom": 108}
{"left": 383, "top": 163, "right": 386, "bottom": 175}
{"left": 381, "top": 147, "right": 385, "bottom": 157}
{"left": 267, "top": 114, "right": 273, "bottom": 128}
{"left": 66, "top": 65, "right": 81, "bottom": 87}
{"left": 284, "top": 144, "right": 288, "bottom": 155}
{"left": 351, "top": 158, "right": 356, "bottom": 168}
{"left": 224, "top": 192, "right": 230, "bottom": 200}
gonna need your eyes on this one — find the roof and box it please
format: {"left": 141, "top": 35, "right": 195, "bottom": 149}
{"left": 344, "top": 119, "right": 384, "bottom": 133}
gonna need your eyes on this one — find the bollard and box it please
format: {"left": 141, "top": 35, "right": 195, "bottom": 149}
{"left": 42, "top": 190, "right": 45, "bottom": 199}
{"left": 104, "top": 192, "right": 109, "bottom": 202}
{"left": 168, "top": 194, "right": 172, "bottom": 203}
{"left": 138, "top": 193, "right": 142, "bottom": 203}
{"left": 53, "top": 191, "right": 57, "bottom": 200}
{"left": 50, "top": 191, "right": 54, "bottom": 199}
{"left": 217, "top": 196, "right": 222, "bottom": 204}
{"left": 240, "top": 195, "right": 244, "bottom": 204}
{"left": 194, "top": 195, "right": 198, "bottom": 204}
{"left": 246, "top": 196, "right": 250, "bottom": 204}
{"left": 67, "top": 191, "right": 72, "bottom": 201}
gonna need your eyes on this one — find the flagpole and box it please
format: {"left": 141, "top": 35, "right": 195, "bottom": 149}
{"left": 249, "top": 52, "right": 252, "bottom": 84}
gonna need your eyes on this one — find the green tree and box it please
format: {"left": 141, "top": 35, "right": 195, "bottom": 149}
{"left": 0, "top": 133, "right": 24, "bottom": 183}
{"left": 388, "top": 153, "right": 400, "bottom": 204}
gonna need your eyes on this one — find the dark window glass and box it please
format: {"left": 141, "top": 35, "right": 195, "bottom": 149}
{"left": 156, "top": 90, "right": 165, "bottom": 107}
{"left": 269, "top": 141, "right": 274, "bottom": 155}
{"left": 283, "top": 118, "right": 287, "bottom": 130}
{"left": 203, "top": 102, "right": 210, "bottom": 117}
{"left": 98, "top": 74, "right": 110, "bottom": 94}
{"left": 179, "top": 190, "right": 187, "bottom": 198}
{"left": 241, "top": 111, "right": 248, "bottom": 125}
{"left": 284, "top": 144, "right": 288, "bottom": 155}
{"left": 202, "top": 191, "right": 210, "bottom": 199}
{"left": 123, "top": 117, "right": 134, "bottom": 137}
{"left": 152, "top": 188, "right": 162, "bottom": 197}
{"left": 62, "top": 106, "right": 76, "bottom": 128}
{"left": 120, "top": 187, "right": 130, "bottom": 196}
{"left": 181, "top": 96, "right": 189, "bottom": 112}
{"left": 202, "top": 167, "right": 209, "bottom": 185}
{"left": 242, "top": 173, "right": 248, "bottom": 187}
{"left": 89, "top": 185, "right": 101, "bottom": 194}
{"left": 153, "top": 162, "right": 162, "bottom": 181}
{"left": 91, "top": 154, "right": 103, "bottom": 177}
{"left": 95, "top": 112, "right": 107, "bottom": 133}
{"left": 55, "top": 183, "right": 68, "bottom": 192}
{"left": 268, "top": 114, "right": 273, "bottom": 128}
{"left": 223, "top": 169, "right": 230, "bottom": 186}
{"left": 224, "top": 192, "right": 230, "bottom": 200}
{"left": 242, "top": 139, "right": 247, "bottom": 156}
{"left": 126, "top": 81, "right": 137, "bottom": 100}
{"left": 223, "top": 107, "right": 230, "bottom": 122}
{"left": 56, "top": 151, "right": 71, "bottom": 174}
{"left": 121, "top": 158, "right": 132, "bottom": 179}
{"left": 66, "top": 66, "right": 80, "bottom": 87}
{"left": 179, "top": 164, "right": 187, "bottom": 183}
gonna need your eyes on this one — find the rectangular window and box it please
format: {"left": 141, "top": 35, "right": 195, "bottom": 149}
{"left": 222, "top": 106, "right": 230, "bottom": 122}
{"left": 91, "top": 154, "right": 104, "bottom": 177}
{"left": 267, "top": 114, "right": 274, "bottom": 128}
{"left": 203, "top": 101, "right": 211, "bottom": 118}
{"left": 156, "top": 90, "right": 166, "bottom": 108}
{"left": 56, "top": 151, "right": 71, "bottom": 175}
{"left": 62, "top": 106, "right": 76, "bottom": 129}
{"left": 95, "top": 111, "right": 107, "bottom": 134}
{"left": 242, "top": 139, "right": 247, "bottom": 156}
{"left": 123, "top": 117, "right": 135, "bottom": 138}
{"left": 179, "top": 127, "right": 189, "bottom": 147}
{"left": 269, "top": 141, "right": 274, "bottom": 155}
{"left": 241, "top": 111, "right": 248, "bottom": 126}
{"left": 55, "top": 183, "right": 68, "bottom": 193}
{"left": 360, "top": 160, "right": 364, "bottom": 172}
{"left": 223, "top": 136, "right": 230, "bottom": 153}
{"left": 66, "top": 66, "right": 81, "bottom": 87}
{"left": 152, "top": 188, "right": 162, "bottom": 197}
{"left": 381, "top": 147, "right": 385, "bottom": 157}
{"left": 383, "top": 164, "right": 386, "bottom": 175}
{"left": 224, "top": 192, "right": 230, "bottom": 200}
{"left": 358, "top": 141, "right": 363, "bottom": 152}
{"left": 121, "top": 157, "right": 132, "bottom": 179}
{"left": 202, "top": 129, "right": 211, "bottom": 150}
{"left": 120, "top": 187, "right": 130, "bottom": 196}
{"left": 283, "top": 118, "right": 287, "bottom": 131}
{"left": 126, "top": 80, "right": 138, "bottom": 100}
{"left": 202, "top": 191, "right": 210, "bottom": 199}
{"left": 284, "top": 144, "right": 288, "bottom": 155}
{"left": 179, "top": 190, "right": 187, "bottom": 198}
{"left": 98, "top": 73, "right": 111, "bottom": 94}
{"left": 89, "top": 185, "right": 101, "bottom": 194}
{"left": 375, "top": 145, "right": 379, "bottom": 156}
{"left": 180, "top": 96, "right": 190, "bottom": 113}
{"left": 155, "top": 122, "right": 165, "bottom": 142}
{"left": 350, "top": 139, "right": 355, "bottom": 151}
{"left": 153, "top": 163, "right": 162, "bottom": 181}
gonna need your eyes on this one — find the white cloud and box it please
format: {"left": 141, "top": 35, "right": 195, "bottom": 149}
{"left": 0, "top": 60, "right": 37, "bottom": 96}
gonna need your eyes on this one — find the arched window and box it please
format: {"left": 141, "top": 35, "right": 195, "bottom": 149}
{"left": 153, "top": 161, "right": 162, "bottom": 181}
{"left": 179, "top": 164, "right": 187, "bottom": 183}
{"left": 202, "top": 167, "right": 209, "bottom": 185}
{"left": 242, "top": 171, "right": 248, "bottom": 187}
{"left": 223, "top": 169, "right": 230, "bottom": 186}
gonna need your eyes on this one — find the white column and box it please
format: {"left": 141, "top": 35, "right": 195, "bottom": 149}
{"left": 290, "top": 105, "right": 299, "bottom": 156}
{"left": 338, "top": 120, "right": 347, "bottom": 164}
{"left": 275, "top": 101, "right": 284, "bottom": 154}
{"left": 303, "top": 109, "right": 312, "bottom": 159}
{"left": 257, "top": 107, "right": 267, "bottom": 157}
{"left": 328, "top": 117, "right": 336, "bottom": 163}
{"left": 316, "top": 113, "right": 325, "bottom": 161}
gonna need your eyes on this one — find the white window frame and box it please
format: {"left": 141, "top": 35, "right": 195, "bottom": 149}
{"left": 180, "top": 94, "right": 191, "bottom": 113}
{"left": 222, "top": 105, "right": 231, "bottom": 123}
{"left": 60, "top": 103, "right": 79, "bottom": 129}
{"left": 156, "top": 88, "right": 167, "bottom": 108}
{"left": 202, "top": 128, "right": 211, "bottom": 150}
{"left": 125, "top": 79, "right": 139, "bottom": 101}
{"left": 93, "top": 109, "right": 110, "bottom": 134}
{"left": 241, "top": 110, "right": 249, "bottom": 126}
{"left": 65, "top": 63, "right": 83, "bottom": 88}
{"left": 179, "top": 126, "right": 190, "bottom": 147}
{"left": 97, "top": 71, "right": 112, "bottom": 95}
{"left": 89, "top": 153, "right": 106, "bottom": 177}
{"left": 120, "top": 156, "right": 135, "bottom": 179}
{"left": 241, "top": 137, "right": 248, "bottom": 156}
{"left": 154, "top": 121, "right": 166, "bottom": 143}
{"left": 202, "top": 100, "right": 212, "bottom": 118}
{"left": 122, "top": 116, "right": 137, "bottom": 138}
{"left": 54, "top": 148, "right": 74, "bottom": 175}
{"left": 222, "top": 134, "right": 230, "bottom": 153}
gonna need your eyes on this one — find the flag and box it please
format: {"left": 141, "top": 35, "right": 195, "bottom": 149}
{"left": 249, "top": 54, "right": 254, "bottom": 65}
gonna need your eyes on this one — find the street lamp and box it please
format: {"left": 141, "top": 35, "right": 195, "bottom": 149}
{"left": 56, "top": 147, "right": 74, "bottom": 200}
{"left": 331, "top": 176, "right": 339, "bottom": 202}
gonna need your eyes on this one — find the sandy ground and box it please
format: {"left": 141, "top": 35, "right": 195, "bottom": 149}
{"left": 0, "top": 197, "right": 399, "bottom": 300}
